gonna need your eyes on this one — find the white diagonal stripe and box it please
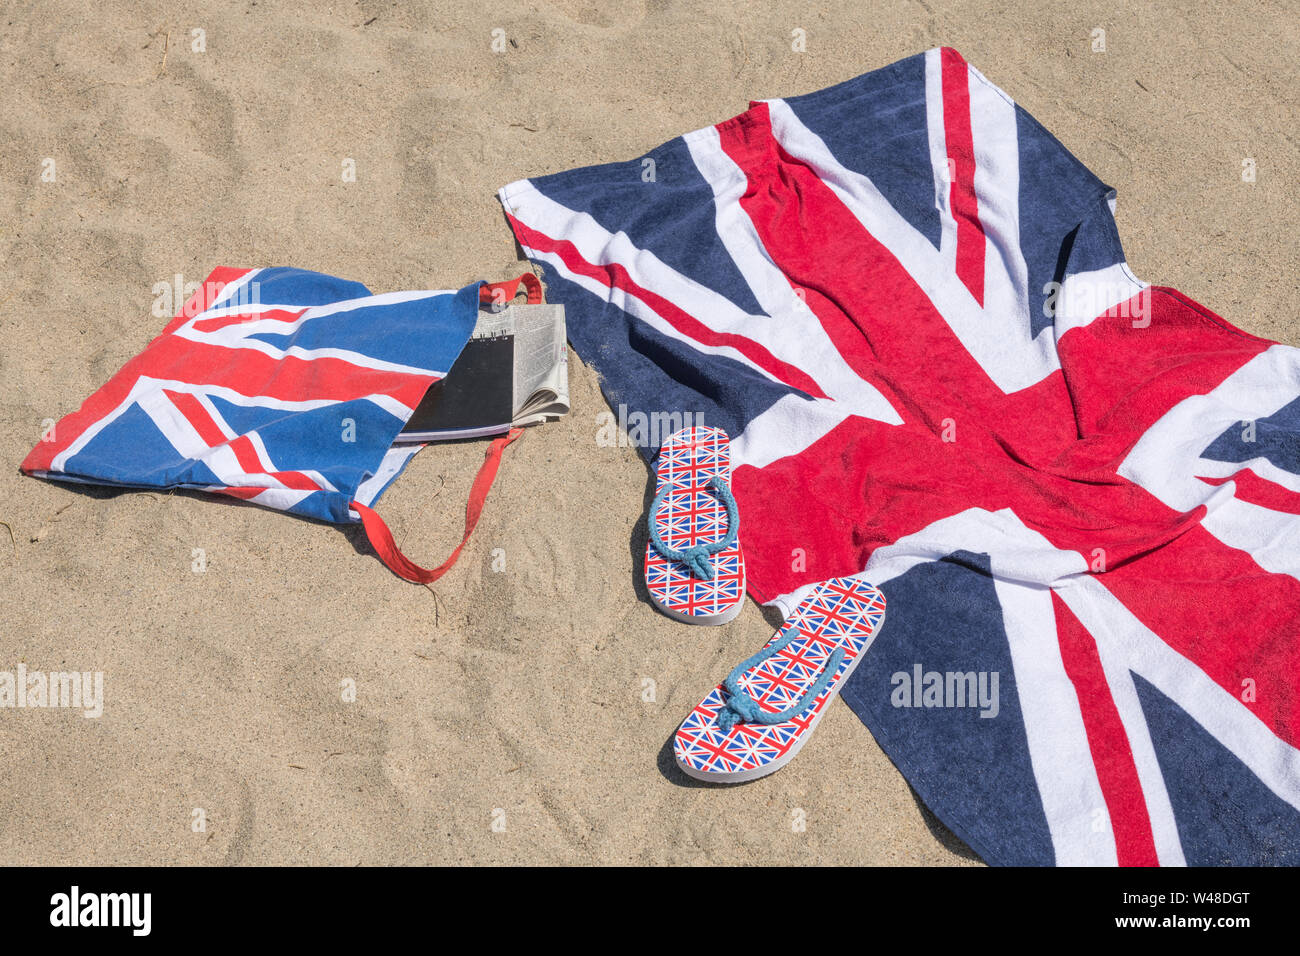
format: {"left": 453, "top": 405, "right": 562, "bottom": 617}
{"left": 764, "top": 95, "right": 1060, "bottom": 393}
{"left": 1119, "top": 344, "right": 1300, "bottom": 580}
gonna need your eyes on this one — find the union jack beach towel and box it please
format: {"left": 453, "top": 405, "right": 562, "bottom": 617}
{"left": 500, "top": 48, "right": 1300, "bottom": 865}
{"left": 22, "top": 267, "right": 479, "bottom": 532}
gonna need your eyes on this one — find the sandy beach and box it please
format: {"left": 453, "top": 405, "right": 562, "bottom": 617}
{"left": 1, "top": 0, "right": 1295, "bottom": 865}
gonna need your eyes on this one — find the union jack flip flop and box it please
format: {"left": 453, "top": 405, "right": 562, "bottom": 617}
{"left": 674, "top": 576, "right": 887, "bottom": 782}
{"left": 644, "top": 426, "right": 745, "bottom": 625}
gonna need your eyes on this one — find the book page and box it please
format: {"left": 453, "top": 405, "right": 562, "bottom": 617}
{"left": 507, "top": 304, "right": 568, "bottom": 420}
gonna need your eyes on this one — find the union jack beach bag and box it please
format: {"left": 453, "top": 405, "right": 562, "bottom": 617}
{"left": 21, "top": 266, "right": 540, "bottom": 583}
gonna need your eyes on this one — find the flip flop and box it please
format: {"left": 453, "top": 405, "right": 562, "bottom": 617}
{"left": 644, "top": 426, "right": 745, "bottom": 626}
{"left": 673, "top": 576, "right": 887, "bottom": 783}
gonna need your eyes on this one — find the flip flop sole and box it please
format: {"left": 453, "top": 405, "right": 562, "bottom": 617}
{"left": 644, "top": 426, "right": 745, "bottom": 626}
{"left": 673, "top": 576, "right": 887, "bottom": 783}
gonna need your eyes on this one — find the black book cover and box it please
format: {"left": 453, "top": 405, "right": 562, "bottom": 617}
{"left": 403, "top": 334, "right": 514, "bottom": 435}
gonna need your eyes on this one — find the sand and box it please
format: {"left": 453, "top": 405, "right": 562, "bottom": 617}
{"left": 0, "top": 0, "right": 1295, "bottom": 865}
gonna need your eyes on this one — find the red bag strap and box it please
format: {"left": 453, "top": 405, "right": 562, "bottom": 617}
{"left": 479, "top": 272, "right": 542, "bottom": 307}
{"left": 353, "top": 427, "right": 523, "bottom": 584}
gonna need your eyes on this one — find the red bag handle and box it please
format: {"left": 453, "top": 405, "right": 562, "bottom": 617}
{"left": 356, "top": 274, "right": 540, "bottom": 583}
{"left": 353, "top": 427, "right": 523, "bottom": 584}
{"left": 479, "top": 272, "right": 542, "bottom": 307}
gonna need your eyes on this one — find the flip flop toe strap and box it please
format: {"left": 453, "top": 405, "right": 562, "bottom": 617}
{"left": 647, "top": 474, "right": 738, "bottom": 581}
{"left": 716, "top": 625, "right": 846, "bottom": 733}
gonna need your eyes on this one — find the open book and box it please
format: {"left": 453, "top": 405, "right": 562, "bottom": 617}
{"left": 398, "top": 302, "right": 569, "bottom": 442}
